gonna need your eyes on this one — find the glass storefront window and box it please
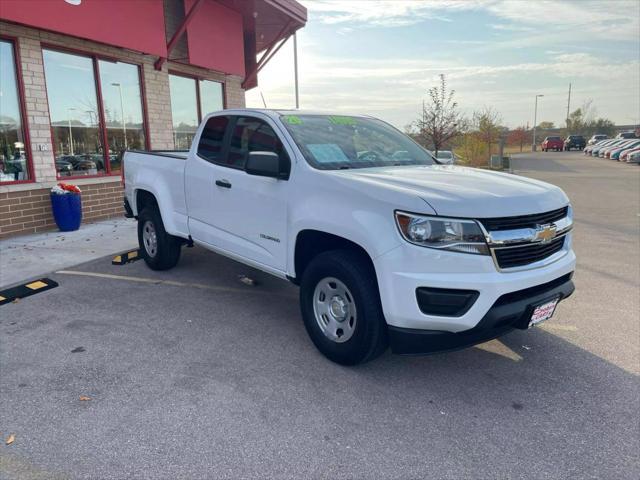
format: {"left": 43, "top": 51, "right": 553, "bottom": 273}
{"left": 169, "top": 74, "right": 224, "bottom": 150}
{"left": 0, "top": 39, "right": 31, "bottom": 183}
{"left": 98, "top": 60, "right": 146, "bottom": 173}
{"left": 169, "top": 74, "right": 199, "bottom": 150}
{"left": 43, "top": 49, "right": 104, "bottom": 176}
{"left": 199, "top": 80, "right": 223, "bottom": 117}
{"left": 42, "top": 48, "right": 148, "bottom": 177}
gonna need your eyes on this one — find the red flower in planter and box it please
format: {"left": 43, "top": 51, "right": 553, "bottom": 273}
{"left": 58, "top": 183, "right": 82, "bottom": 194}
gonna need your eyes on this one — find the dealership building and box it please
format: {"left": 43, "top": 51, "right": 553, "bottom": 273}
{"left": 0, "top": 0, "right": 306, "bottom": 238}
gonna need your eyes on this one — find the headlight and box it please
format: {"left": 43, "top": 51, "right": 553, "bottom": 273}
{"left": 395, "top": 211, "right": 489, "bottom": 255}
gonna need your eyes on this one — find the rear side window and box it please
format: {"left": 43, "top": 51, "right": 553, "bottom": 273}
{"left": 226, "top": 116, "right": 289, "bottom": 169}
{"left": 197, "top": 116, "right": 229, "bottom": 162}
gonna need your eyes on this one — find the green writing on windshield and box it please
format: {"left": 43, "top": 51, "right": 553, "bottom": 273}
{"left": 329, "top": 116, "right": 357, "bottom": 126}
{"left": 283, "top": 115, "right": 303, "bottom": 125}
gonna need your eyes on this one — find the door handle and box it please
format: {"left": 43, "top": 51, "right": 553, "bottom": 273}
{"left": 215, "top": 179, "right": 232, "bottom": 189}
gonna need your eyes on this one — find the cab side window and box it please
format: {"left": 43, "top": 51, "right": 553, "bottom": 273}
{"left": 197, "top": 115, "right": 229, "bottom": 162}
{"left": 227, "top": 116, "right": 289, "bottom": 170}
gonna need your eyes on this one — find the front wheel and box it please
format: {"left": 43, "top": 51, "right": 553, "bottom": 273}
{"left": 138, "top": 206, "right": 182, "bottom": 270}
{"left": 300, "top": 250, "right": 388, "bottom": 365}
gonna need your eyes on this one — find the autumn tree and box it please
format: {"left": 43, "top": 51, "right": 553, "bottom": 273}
{"left": 538, "top": 121, "right": 555, "bottom": 130}
{"left": 473, "top": 107, "right": 502, "bottom": 157}
{"left": 508, "top": 126, "right": 530, "bottom": 152}
{"left": 566, "top": 100, "right": 615, "bottom": 136}
{"left": 589, "top": 118, "right": 615, "bottom": 136}
{"left": 416, "top": 74, "right": 466, "bottom": 155}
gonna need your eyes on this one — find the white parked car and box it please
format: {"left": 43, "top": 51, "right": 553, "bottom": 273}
{"left": 123, "top": 110, "right": 575, "bottom": 365}
{"left": 626, "top": 150, "right": 640, "bottom": 163}
{"left": 587, "top": 134, "right": 608, "bottom": 146}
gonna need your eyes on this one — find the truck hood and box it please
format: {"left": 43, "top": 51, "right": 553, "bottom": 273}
{"left": 334, "top": 165, "right": 568, "bottom": 217}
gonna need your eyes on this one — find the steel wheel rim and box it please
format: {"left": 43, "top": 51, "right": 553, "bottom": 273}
{"left": 142, "top": 220, "right": 158, "bottom": 258}
{"left": 312, "top": 277, "right": 357, "bottom": 343}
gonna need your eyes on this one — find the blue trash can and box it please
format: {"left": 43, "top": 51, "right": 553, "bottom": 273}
{"left": 50, "top": 193, "right": 82, "bottom": 232}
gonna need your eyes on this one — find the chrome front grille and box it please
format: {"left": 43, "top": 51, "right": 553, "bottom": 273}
{"left": 493, "top": 237, "right": 566, "bottom": 269}
{"left": 480, "top": 207, "right": 573, "bottom": 271}
{"left": 478, "top": 207, "right": 568, "bottom": 231}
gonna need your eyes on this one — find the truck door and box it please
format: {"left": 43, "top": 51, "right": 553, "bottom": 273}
{"left": 185, "top": 114, "right": 290, "bottom": 273}
{"left": 184, "top": 114, "right": 230, "bottom": 247}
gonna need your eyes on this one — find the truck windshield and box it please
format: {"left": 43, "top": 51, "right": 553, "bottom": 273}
{"left": 280, "top": 114, "right": 435, "bottom": 170}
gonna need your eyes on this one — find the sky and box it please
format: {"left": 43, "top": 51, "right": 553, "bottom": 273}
{"left": 246, "top": 0, "right": 640, "bottom": 130}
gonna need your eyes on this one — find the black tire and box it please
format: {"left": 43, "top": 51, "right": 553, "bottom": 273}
{"left": 299, "top": 249, "right": 388, "bottom": 365}
{"left": 137, "top": 206, "right": 181, "bottom": 270}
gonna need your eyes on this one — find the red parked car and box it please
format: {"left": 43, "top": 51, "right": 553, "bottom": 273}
{"left": 542, "top": 136, "right": 564, "bottom": 152}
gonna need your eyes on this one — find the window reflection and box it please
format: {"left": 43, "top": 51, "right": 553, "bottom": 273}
{"left": 199, "top": 80, "right": 223, "bottom": 117}
{"left": 43, "top": 49, "right": 104, "bottom": 176}
{"left": 0, "top": 40, "right": 30, "bottom": 183}
{"left": 99, "top": 60, "right": 145, "bottom": 173}
{"left": 169, "top": 74, "right": 198, "bottom": 150}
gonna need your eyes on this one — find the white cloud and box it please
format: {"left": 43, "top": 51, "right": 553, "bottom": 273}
{"left": 246, "top": 1, "right": 640, "bottom": 127}
{"left": 488, "top": 23, "right": 534, "bottom": 32}
{"left": 484, "top": 0, "right": 640, "bottom": 41}
{"left": 302, "top": 0, "right": 639, "bottom": 41}
{"left": 304, "top": 0, "right": 474, "bottom": 27}
{"left": 247, "top": 40, "right": 639, "bottom": 128}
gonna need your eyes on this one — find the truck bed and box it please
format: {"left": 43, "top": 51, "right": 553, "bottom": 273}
{"left": 123, "top": 149, "right": 190, "bottom": 238}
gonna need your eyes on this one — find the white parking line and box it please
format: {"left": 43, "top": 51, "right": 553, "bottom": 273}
{"left": 56, "top": 270, "right": 296, "bottom": 298}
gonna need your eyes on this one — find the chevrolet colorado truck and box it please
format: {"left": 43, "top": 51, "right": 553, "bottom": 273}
{"left": 123, "top": 109, "right": 575, "bottom": 365}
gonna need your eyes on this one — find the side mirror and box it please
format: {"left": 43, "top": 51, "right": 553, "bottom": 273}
{"left": 245, "top": 151, "right": 288, "bottom": 180}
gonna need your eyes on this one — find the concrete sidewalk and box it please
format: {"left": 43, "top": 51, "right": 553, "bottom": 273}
{"left": 0, "top": 218, "right": 137, "bottom": 288}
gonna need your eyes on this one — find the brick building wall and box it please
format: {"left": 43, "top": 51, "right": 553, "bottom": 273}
{"left": 0, "top": 17, "right": 247, "bottom": 239}
{"left": 0, "top": 180, "right": 123, "bottom": 237}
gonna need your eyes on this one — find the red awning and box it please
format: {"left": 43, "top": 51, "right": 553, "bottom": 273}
{"left": 0, "top": 0, "right": 166, "bottom": 57}
{"left": 0, "top": 0, "right": 307, "bottom": 89}
{"left": 166, "top": 0, "right": 307, "bottom": 88}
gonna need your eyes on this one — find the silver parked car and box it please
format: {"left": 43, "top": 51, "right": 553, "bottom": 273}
{"left": 435, "top": 150, "right": 456, "bottom": 164}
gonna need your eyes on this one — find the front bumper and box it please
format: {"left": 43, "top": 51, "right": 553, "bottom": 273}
{"left": 388, "top": 272, "right": 574, "bottom": 355}
{"left": 374, "top": 235, "right": 576, "bottom": 333}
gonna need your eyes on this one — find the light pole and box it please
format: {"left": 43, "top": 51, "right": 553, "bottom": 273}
{"left": 67, "top": 107, "right": 77, "bottom": 155}
{"left": 111, "top": 83, "right": 127, "bottom": 149}
{"left": 532, "top": 94, "right": 543, "bottom": 151}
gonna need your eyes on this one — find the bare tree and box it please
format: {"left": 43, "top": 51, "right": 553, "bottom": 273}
{"left": 416, "top": 74, "right": 465, "bottom": 156}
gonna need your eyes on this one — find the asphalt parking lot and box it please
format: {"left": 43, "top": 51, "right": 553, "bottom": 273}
{"left": 1, "top": 151, "right": 638, "bottom": 480}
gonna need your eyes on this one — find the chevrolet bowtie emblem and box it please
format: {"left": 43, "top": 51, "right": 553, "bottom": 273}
{"left": 535, "top": 224, "right": 557, "bottom": 243}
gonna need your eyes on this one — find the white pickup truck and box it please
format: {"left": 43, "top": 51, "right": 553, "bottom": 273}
{"left": 123, "top": 109, "right": 575, "bottom": 365}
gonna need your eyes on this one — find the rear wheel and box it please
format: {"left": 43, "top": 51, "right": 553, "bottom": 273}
{"left": 300, "top": 250, "right": 388, "bottom": 365}
{"left": 138, "top": 206, "right": 181, "bottom": 270}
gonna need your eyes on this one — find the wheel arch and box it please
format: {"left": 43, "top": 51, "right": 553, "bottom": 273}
{"left": 132, "top": 187, "right": 185, "bottom": 237}
{"left": 292, "top": 229, "right": 377, "bottom": 285}
{"left": 134, "top": 189, "right": 158, "bottom": 216}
